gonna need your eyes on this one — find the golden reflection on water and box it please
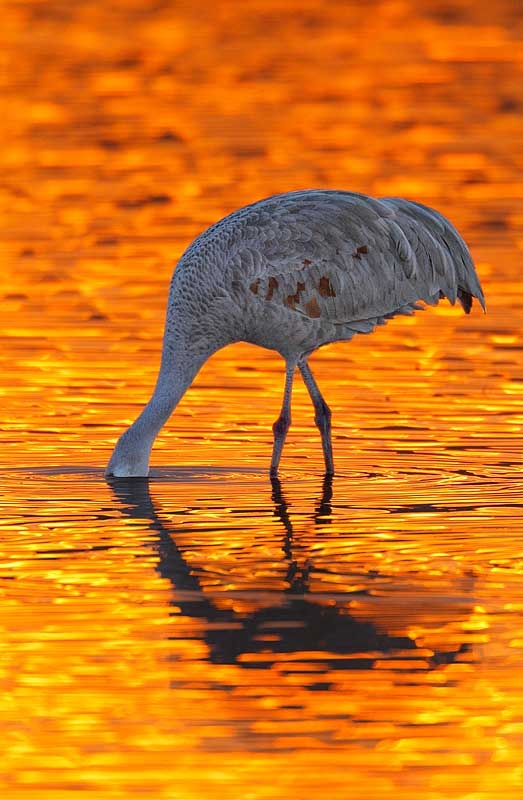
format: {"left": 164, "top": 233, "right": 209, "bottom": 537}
{"left": 2, "top": 0, "right": 523, "bottom": 797}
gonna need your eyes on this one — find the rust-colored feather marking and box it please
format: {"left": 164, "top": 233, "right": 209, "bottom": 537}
{"left": 303, "top": 258, "right": 312, "bottom": 265}
{"left": 352, "top": 244, "right": 369, "bottom": 260}
{"left": 305, "top": 296, "right": 321, "bottom": 318}
{"left": 318, "top": 276, "right": 336, "bottom": 297}
{"left": 249, "top": 279, "right": 260, "bottom": 295}
{"left": 284, "top": 280, "right": 306, "bottom": 311}
{"left": 265, "top": 276, "right": 279, "bottom": 300}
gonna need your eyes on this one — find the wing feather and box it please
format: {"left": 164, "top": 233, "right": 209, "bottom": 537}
{"left": 381, "top": 197, "right": 485, "bottom": 311}
{"left": 222, "top": 190, "right": 484, "bottom": 327}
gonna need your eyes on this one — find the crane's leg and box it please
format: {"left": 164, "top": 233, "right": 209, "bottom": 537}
{"left": 298, "top": 360, "right": 334, "bottom": 475}
{"left": 270, "top": 360, "right": 296, "bottom": 476}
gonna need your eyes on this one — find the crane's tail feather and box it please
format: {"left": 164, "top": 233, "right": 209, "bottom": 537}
{"left": 457, "top": 288, "right": 474, "bottom": 314}
{"left": 381, "top": 197, "right": 486, "bottom": 314}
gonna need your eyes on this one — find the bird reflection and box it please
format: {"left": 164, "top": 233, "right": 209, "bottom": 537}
{"left": 107, "top": 475, "right": 470, "bottom": 674}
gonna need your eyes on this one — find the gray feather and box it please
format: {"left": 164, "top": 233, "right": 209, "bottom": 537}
{"left": 170, "top": 189, "right": 485, "bottom": 357}
{"left": 106, "top": 188, "right": 486, "bottom": 478}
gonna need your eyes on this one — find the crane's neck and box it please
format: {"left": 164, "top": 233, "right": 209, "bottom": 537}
{"left": 106, "top": 334, "right": 217, "bottom": 477}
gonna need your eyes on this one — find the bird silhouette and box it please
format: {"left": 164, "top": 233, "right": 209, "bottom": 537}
{"left": 105, "top": 189, "right": 485, "bottom": 478}
{"left": 106, "top": 475, "right": 474, "bottom": 672}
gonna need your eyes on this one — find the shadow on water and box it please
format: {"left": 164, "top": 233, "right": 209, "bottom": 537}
{"left": 106, "top": 475, "right": 472, "bottom": 675}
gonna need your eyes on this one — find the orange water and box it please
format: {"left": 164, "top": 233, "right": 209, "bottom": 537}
{"left": 2, "top": 1, "right": 523, "bottom": 797}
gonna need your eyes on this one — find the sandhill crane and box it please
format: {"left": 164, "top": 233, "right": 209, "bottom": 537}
{"left": 105, "top": 189, "right": 485, "bottom": 478}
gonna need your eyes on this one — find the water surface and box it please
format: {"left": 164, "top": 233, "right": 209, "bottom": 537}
{"left": 1, "top": 0, "right": 523, "bottom": 797}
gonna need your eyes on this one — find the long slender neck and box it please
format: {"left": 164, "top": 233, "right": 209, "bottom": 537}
{"left": 106, "top": 334, "right": 216, "bottom": 477}
{"left": 130, "top": 370, "right": 192, "bottom": 449}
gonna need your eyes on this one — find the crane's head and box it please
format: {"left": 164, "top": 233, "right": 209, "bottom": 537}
{"left": 105, "top": 428, "right": 152, "bottom": 478}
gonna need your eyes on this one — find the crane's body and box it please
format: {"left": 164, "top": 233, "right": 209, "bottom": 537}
{"left": 105, "top": 190, "right": 485, "bottom": 478}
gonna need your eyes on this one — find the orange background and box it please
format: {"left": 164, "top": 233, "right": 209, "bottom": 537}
{"left": 1, "top": 1, "right": 523, "bottom": 798}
